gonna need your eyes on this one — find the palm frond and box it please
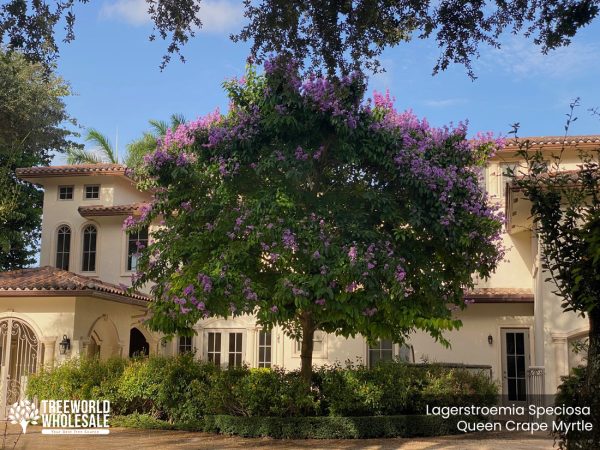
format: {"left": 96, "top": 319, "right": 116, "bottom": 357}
{"left": 85, "top": 128, "right": 118, "bottom": 163}
{"left": 148, "top": 119, "right": 169, "bottom": 137}
{"left": 65, "top": 146, "right": 105, "bottom": 165}
{"left": 170, "top": 113, "right": 187, "bottom": 130}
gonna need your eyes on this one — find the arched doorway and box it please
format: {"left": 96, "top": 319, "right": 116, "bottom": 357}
{"left": 87, "top": 315, "right": 121, "bottom": 360}
{"left": 129, "top": 328, "right": 149, "bottom": 357}
{"left": 0, "top": 318, "right": 40, "bottom": 417}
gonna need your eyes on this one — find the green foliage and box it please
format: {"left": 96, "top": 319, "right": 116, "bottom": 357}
{"left": 28, "top": 357, "right": 497, "bottom": 425}
{"left": 27, "top": 357, "right": 126, "bottom": 405}
{"left": 315, "top": 362, "right": 497, "bottom": 417}
{"left": 115, "top": 413, "right": 477, "bottom": 439}
{"left": 133, "top": 62, "right": 504, "bottom": 382}
{"left": 1, "top": 0, "right": 597, "bottom": 77}
{"left": 0, "top": 49, "right": 77, "bottom": 269}
{"left": 553, "top": 367, "right": 592, "bottom": 450}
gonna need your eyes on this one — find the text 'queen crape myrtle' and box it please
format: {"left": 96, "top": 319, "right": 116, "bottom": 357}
{"left": 128, "top": 58, "right": 505, "bottom": 379}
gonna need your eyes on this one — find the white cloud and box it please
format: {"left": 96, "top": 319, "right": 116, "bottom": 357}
{"left": 99, "top": 0, "right": 244, "bottom": 33}
{"left": 477, "top": 37, "right": 600, "bottom": 79}
{"left": 423, "top": 98, "right": 467, "bottom": 108}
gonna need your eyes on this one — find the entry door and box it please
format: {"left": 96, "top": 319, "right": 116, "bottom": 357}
{"left": 501, "top": 329, "right": 530, "bottom": 404}
{"left": 0, "top": 319, "right": 40, "bottom": 417}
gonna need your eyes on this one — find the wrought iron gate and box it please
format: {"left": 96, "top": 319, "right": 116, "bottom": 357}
{"left": 0, "top": 318, "right": 40, "bottom": 418}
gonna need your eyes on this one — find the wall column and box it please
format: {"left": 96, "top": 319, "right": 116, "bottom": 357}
{"left": 41, "top": 337, "right": 57, "bottom": 368}
{"left": 551, "top": 333, "right": 569, "bottom": 389}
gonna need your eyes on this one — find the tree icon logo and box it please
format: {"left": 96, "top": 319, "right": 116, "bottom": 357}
{"left": 8, "top": 400, "right": 40, "bottom": 433}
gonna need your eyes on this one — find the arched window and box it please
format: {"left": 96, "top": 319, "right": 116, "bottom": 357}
{"left": 81, "top": 225, "right": 97, "bottom": 272}
{"left": 55, "top": 225, "right": 71, "bottom": 270}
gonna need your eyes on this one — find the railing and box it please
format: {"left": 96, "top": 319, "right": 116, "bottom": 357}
{"left": 409, "top": 362, "right": 493, "bottom": 380}
{"left": 527, "top": 366, "right": 546, "bottom": 408}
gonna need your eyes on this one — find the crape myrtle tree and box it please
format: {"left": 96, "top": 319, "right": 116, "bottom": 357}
{"left": 129, "top": 58, "right": 505, "bottom": 382}
{"left": 511, "top": 131, "right": 600, "bottom": 448}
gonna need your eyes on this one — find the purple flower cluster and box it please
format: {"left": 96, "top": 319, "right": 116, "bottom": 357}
{"left": 282, "top": 229, "right": 298, "bottom": 251}
{"left": 197, "top": 273, "right": 213, "bottom": 293}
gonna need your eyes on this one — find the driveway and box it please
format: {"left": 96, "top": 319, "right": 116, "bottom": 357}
{"left": 3, "top": 426, "right": 554, "bottom": 450}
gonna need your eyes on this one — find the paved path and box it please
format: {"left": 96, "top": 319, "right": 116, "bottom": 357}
{"left": 3, "top": 427, "right": 554, "bottom": 450}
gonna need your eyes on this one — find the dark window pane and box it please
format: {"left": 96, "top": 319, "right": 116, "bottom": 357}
{"left": 208, "top": 333, "right": 214, "bottom": 351}
{"left": 215, "top": 333, "right": 221, "bottom": 349}
{"left": 214, "top": 353, "right": 220, "bottom": 365}
{"left": 85, "top": 185, "right": 100, "bottom": 199}
{"left": 229, "top": 333, "right": 235, "bottom": 352}
{"left": 508, "top": 355, "right": 516, "bottom": 377}
{"left": 516, "top": 333, "right": 525, "bottom": 354}
{"left": 516, "top": 378, "right": 527, "bottom": 401}
{"left": 265, "top": 348, "right": 271, "bottom": 364}
{"left": 58, "top": 186, "right": 73, "bottom": 200}
{"left": 229, "top": 353, "right": 235, "bottom": 367}
{"left": 82, "top": 225, "right": 97, "bottom": 272}
{"left": 56, "top": 226, "right": 71, "bottom": 270}
{"left": 508, "top": 379, "right": 517, "bottom": 401}
{"left": 506, "top": 333, "right": 515, "bottom": 355}
{"left": 517, "top": 356, "right": 525, "bottom": 378}
{"left": 127, "top": 228, "right": 148, "bottom": 271}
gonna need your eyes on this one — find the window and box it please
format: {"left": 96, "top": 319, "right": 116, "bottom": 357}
{"left": 178, "top": 336, "right": 193, "bottom": 354}
{"left": 127, "top": 227, "right": 149, "bottom": 271}
{"left": 84, "top": 185, "right": 100, "bottom": 199}
{"left": 55, "top": 225, "right": 71, "bottom": 270}
{"left": 229, "top": 332, "right": 243, "bottom": 367}
{"left": 498, "top": 162, "right": 519, "bottom": 198}
{"left": 207, "top": 332, "right": 221, "bottom": 365}
{"left": 58, "top": 186, "right": 73, "bottom": 200}
{"left": 81, "top": 225, "right": 97, "bottom": 272}
{"left": 368, "top": 339, "right": 394, "bottom": 367}
{"left": 294, "top": 331, "right": 326, "bottom": 357}
{"left": 258, "top": 330, "right": 272, "bottom": 368}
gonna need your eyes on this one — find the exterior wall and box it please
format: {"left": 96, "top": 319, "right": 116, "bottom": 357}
{"left": 73, "top": 296, "right": 154, "bottom": 360}
{"left": 0, "top": 296, "right": 76, "bottom": 366}
{"left": 38, "top": 175, "right": 152, "bottom": 287}
{"left": 408, "top": 303, "right": 534, "bottom": 389}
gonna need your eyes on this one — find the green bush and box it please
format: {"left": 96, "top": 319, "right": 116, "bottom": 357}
{"left": 27, "top": 357, "right": 126, "bottom": 407}
{"left": 27, "top": 356, "right": 498, "bottom": 426}
{"left": 553, "top": 366, "right": 593, "bottom": 450}
{"left": 205, "top": 366, "right": 319, "bottom": 417}
{"left": 315, "top": 361, "right": 498, "bottom": 416}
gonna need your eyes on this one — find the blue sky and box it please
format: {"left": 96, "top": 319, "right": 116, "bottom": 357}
{"left": 54, "top": 1, "right": 600, "bottom": 163}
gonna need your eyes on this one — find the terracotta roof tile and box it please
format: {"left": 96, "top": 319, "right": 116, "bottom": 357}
{"left": 78, "top": 203, "right": 148, "bottom": 217}
{"left": 0, "top": 266, "right": 149, "bottom": 305}
{"left": 16, "top": 164, "right": 129, "bottom": 179}
{"left": 501, "top": 135, "right": 600, "bottom": 150}
{"left": 464, "top": 287, "right": 533, "bottom": 303}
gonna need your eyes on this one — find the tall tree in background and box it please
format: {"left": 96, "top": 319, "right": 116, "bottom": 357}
{"left": 511, "top": 116, "right": 600, "bottom": 447}
{"left": 0, "top": 1, "right": 597, "bottom": 76}
{"left": 66, "top": 128, "right": 119, "bottom": 164}
{"left": 125, "top": 114, "right": 186, "bottom": 168}
{"left": 0, "top": 50, "right": 77, "bottom": 270}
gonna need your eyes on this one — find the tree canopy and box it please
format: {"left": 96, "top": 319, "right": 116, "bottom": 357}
{"left": 129, "top": 59, "right": 505, "bottom": 380}
{"left": 0, "top": 50, "right": 76, "bottom": 269}
{"left": 1, "top": 1, "right": 598, "bottom": 75}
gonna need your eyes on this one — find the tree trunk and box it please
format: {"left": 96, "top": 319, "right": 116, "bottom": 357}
{"left": 585, "top": 306, "right": 600, "bottom": 449}
{"left": 300, "top": 312, "right": 315, "bottom": 384}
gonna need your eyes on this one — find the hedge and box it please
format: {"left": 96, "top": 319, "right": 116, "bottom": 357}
{"left": 28, "top": 355, "right": 498, "bottom": 423}
{"left": 112, "top": 413, "right": 479, "bottom": 439}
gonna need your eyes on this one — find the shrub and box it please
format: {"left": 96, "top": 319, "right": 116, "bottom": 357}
{"left": 27, "top": 357, "right": 126, "bottom": 407}
{"left": 553, "top": 366, "right": 593, "bottom": 450}
{"left": 28, "top": 356, "right": 498, "bottom": 425}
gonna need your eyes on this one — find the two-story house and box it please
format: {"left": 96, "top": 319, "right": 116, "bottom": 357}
{"left": 0, "top": 135, "right": 597, "bottom": 415}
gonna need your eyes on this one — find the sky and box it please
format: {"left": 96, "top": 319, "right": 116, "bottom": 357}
{"left": 53, "top": 0, "right": 600, "bottom": 163}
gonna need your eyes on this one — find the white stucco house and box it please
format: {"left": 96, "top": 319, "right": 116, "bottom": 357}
{"left": 0, "top": 135, "right": 597, "bottom": 415}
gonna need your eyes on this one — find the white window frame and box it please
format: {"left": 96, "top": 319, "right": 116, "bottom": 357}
{"left": 178, "top": 335, "right": 194, "bottom": 354}
{"left": 83, "top": 184, "right": 100, "bottom": 200}
{"left": 292, "top": 330, "right": 327, "bottom": 359}
{"left": 203, "top": 329, "right": 246, "bottom": 368}
{"left": 57, "top": 185, "right": 74, "bottom": 200}
{"left": 257, "top": 330, "right": 272, "bottom": 368}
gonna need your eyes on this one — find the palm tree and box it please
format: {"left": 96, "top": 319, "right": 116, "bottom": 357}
{"left": 66, "top": 114, "right": 186, "bottom": 168}
{"left": 124, "top": 114, "right": 186, "bottom": 169}
{"left": 66, "top": 128, "right": 119, "bottom": 164}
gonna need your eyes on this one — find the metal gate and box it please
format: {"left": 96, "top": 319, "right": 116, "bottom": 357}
{"left": 0, "top": 318, "right": 40, "bottom": 418}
